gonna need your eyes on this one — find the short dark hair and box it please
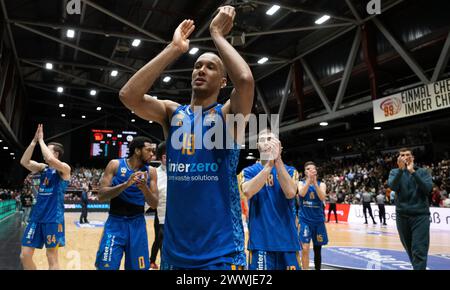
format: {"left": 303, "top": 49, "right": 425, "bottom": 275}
{"left": 399, "top": 147, "right": 413, "bottom": 154}
{"left": 48, "top": 142, "right": 64, "bottom": 159}
{"left": 304, "top": 161, "right": 316, "bottom": 168}
{"left": 197, "top": 52, "right": 227, "bottom": 78}
{"left": 156, "top": 141, "right": 166, "bottom": 161}
{"left": 128, "top": 136, "right": 153, "bottom": 157}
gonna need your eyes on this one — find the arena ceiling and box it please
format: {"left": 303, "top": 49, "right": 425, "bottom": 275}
{"left": 0, "top": 0, "right": 449, "bottom": 163}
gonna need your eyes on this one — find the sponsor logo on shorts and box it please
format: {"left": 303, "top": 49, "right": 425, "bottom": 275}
{"left": 257, "top": 252, "right": 266, "bottom": 270}
{"left": 303, "top": 227, "right": 309, "bottom": 237}
{"left": 26, "top": 223, "right": 36, "bottom": 240}
{"left": 103, "top": 234, "right": 115, "bottom": 262}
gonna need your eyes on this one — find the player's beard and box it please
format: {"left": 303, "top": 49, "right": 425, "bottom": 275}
{"left": 140, "top": 155, "right": 150, "bottom": 166}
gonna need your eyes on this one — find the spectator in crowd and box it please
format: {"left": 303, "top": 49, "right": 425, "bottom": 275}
{"left": 15, "top": 192, "right": 22, "bottom": 211}
{"left": 443, "top": 197, "right": 450, "bottom": 208}
{"left": 440, "top": 185, "right": 448, "bottom": 201}
{"left": 0, "top": 189, "right": 12, "bottom": 200}
{"left": 385, "top": 187, "right": 392, "bottom": 204}
{"left": 376, "top": 191, "right": 387, "bottom": 226}
{"left": 431, "top": 186, "right": 441, "bottom": 207}
{"left": 21, "top": 190, "right": 34, "bottom": 226}
{"left": 337, "top": 190, "right": 345, "bottom": 203}
{"left": 390, "top": 190, "right": 396, "bottom": 205}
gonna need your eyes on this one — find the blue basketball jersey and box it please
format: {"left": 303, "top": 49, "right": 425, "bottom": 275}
{"left": 239, "top": 163, "right": 300, "bottom": 252}
{"left": 29, "top": 167, "right": 68, "bottom": 224}
{"left": 298, "top": 181, "right": 325, "bottom": 224}
{"left": 111, "top": 158, "right": 149, "bottom": 206}
{"left": 163, "top": 103, "right": 245, "bottom": 269}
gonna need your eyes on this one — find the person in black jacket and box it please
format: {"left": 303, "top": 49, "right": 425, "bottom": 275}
{"left": 388, "top": 148, "right": 432, "bottom": 270}
{"left": 79, "top": 185, "right": 89, "bottom": 224}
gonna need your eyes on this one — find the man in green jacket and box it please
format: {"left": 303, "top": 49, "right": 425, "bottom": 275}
{"left": 388, "top": 148, "right": 432, "bottom": 270}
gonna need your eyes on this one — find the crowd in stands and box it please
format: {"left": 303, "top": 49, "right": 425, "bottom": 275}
{"left": 0, "top": 188, "right": 20, "bottom": 201}
{"left": 65, "top": 167, "right": 103, "bottom": 201}
{"left": 328, "top": 128, "right": 431, "bottom": 156}
{"left": 16, "top": 168, "right": 104, "bottom": 202}
{"left": 318, "top": 154, "right": 450, "bottom": 208}
{"left": 430, "top": 159, "right": 450, "bottom": 207}
{"left": 68, "top": 167, "right": 102, "bottom": 191}
{"left": 3, "top": 155, "right": 450, "bottom": 208}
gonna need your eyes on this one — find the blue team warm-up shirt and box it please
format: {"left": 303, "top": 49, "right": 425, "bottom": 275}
{"left": 163, "top": 103, "right": 245, "bottom": 269}
{"left": 298, "top": 181, "right": 325, "bottom": 224}
{"left": 111, "top": 158, "right": 149, "bottom": 206}
{"left": 239, "top": 163, "right": 300, "bottom": 252}
{"left": 29, "top": 166, "right": 69, "bottom": 224}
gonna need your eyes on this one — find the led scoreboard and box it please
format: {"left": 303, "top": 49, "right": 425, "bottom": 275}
{"left": 90, "top": 129, "right": 137, "bottom": 158}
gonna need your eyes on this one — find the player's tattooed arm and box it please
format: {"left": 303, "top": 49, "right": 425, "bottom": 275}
{"left": 98, "top": 160, "right": 138, "bottom": 202}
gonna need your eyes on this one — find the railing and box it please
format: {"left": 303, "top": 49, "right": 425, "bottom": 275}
{"left": 0, "top": 200, "right": 16, "bottom": 220}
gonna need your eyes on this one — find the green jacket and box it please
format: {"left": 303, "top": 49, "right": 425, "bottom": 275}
{"left": 388, "top": 167, "right": 432, "bottom": 216}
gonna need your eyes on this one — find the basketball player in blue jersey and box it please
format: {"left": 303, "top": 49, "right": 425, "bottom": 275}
{"left": 238, "top": 129, "right": 301, "bottom": 270}
{"left": 95, "top": 136, "right": 158, "bottom": 270}
{"left": 19, "top": 124, "right": 71, "bottom": 270}
{"left": 298, "top": 161, "right": 328, "bottom": 270}
{"left": 119, "top": 5, "right": 254, "bottom": 269}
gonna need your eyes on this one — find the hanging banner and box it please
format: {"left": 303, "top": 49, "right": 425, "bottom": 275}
{"left": 373, "top": 78, "right": 450, "bottom": 123}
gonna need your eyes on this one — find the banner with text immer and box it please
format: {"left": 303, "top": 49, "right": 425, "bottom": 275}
{"left": 373, "top": 78, "right": 450, "bottom": 123}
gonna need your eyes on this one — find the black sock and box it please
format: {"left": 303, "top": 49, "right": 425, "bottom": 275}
{"left": 313, "top": 245, "right": 322, "bottom": 270}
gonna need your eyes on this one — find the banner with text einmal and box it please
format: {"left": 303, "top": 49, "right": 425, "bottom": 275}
{"left": 373, "top": 78, "right": 450, "bottom": 123}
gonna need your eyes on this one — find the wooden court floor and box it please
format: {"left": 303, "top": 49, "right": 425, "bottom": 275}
{"left": 25, "top": 212, "right": 450, "bottom": 270}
